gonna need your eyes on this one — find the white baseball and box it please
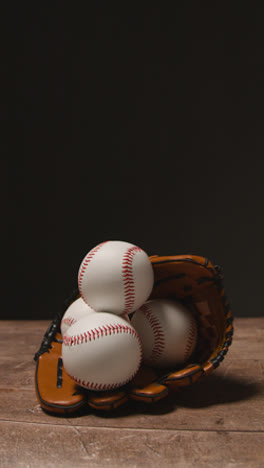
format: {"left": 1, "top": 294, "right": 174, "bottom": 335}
{"left": 78, "top": 240, "right": 154, "bottom": 316}
{"left": 131, "top": 299, "right": 197, "bottom": 368}
{"left": 60, "top": 297, "right": 95, "bottom": 337}
{"left": 62, "top": 313, "right": 142, "bottom": 391}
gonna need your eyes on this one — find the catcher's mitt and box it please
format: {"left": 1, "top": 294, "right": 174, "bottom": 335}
{"left": 34, "top": 254, "right": 233, "bottom": 413}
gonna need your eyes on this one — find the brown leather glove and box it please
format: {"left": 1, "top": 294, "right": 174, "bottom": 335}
{"left": 34, "top": 254, "right": 233, "bottom": 413}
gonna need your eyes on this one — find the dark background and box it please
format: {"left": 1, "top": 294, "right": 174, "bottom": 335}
{"left": 6, "top": 4, "right": 264, "bottom": 319}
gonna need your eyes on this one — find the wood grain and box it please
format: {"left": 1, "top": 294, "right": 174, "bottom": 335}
{"left": 1, "top": 422, "right": 263, "bottom": 468}
{"left": 0, "top": 318, "right": 263, "bottom": 467}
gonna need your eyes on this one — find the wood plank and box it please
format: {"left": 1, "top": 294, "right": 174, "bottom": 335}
{"left": 0, "top": 339, "right": 41, "bottom": 362}
{"left": 229, "top": 318, "right": 264, "bottom": 360}
{"left": 0, "top": 421, "right": 263, "bottom": 468}
{"left": 231, "top": 318, "right": 264, "bottom": 330}
{"left": 0, "top": 320, "right": 51, "bottom": 332}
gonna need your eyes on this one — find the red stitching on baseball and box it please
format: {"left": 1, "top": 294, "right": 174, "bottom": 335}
{"left": 184, "top": 315, "right": 197, "bottom": 361}
{"left": 63, "top": 323, "right": 142, "bottom": 390}
{"left": 141, "top": 303, "right": 166, "bottom": 362}
{"left": 61, "top": 317, "right": 76, "bottom": 329}
{"left": 78, "top": 241, "right": 108, "bottom": 303}
{"left": 121, "top": 246, "right": 143, "bottom": 315}
{"left": 63, "top": 324, "right": 141, "bottom": 346}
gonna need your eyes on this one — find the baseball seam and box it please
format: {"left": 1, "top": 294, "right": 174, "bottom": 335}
{"left": 61, "top": 317, "right": 77, "bottom": 329}
{"left": 63, "top": 324, "right": 143, "bottom": 390}
{"left": 78, "top": 241, "right": 108, "bottom": 303}
{"left": 122, "top": 246, "right": 143, "bottom": 316}
{"left": 184, "top": 315, "right": 197, "bottom": 361}
{"left": 141, "top": 303, "right": 166, "bottom": 363}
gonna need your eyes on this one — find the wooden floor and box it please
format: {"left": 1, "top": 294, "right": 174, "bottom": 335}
{"left": 0, "top": 318, "right": 263, "bottom": 467}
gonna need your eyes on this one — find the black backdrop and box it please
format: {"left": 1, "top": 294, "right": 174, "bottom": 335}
{"left": 6, "top": 4, "right": 264, "bottom": 319}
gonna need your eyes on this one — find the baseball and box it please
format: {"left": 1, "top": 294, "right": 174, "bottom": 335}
{"left": 62, "top": 312, "right": 142, "bottom": 391}
{"left": 131, "top": 299, "right": 197, "bottom": 368}
{"left": 60, "top": 297, "right": 95, "bottom": 337}
{"left": 78, "top": 240, "right": 154, "bottom": 316}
